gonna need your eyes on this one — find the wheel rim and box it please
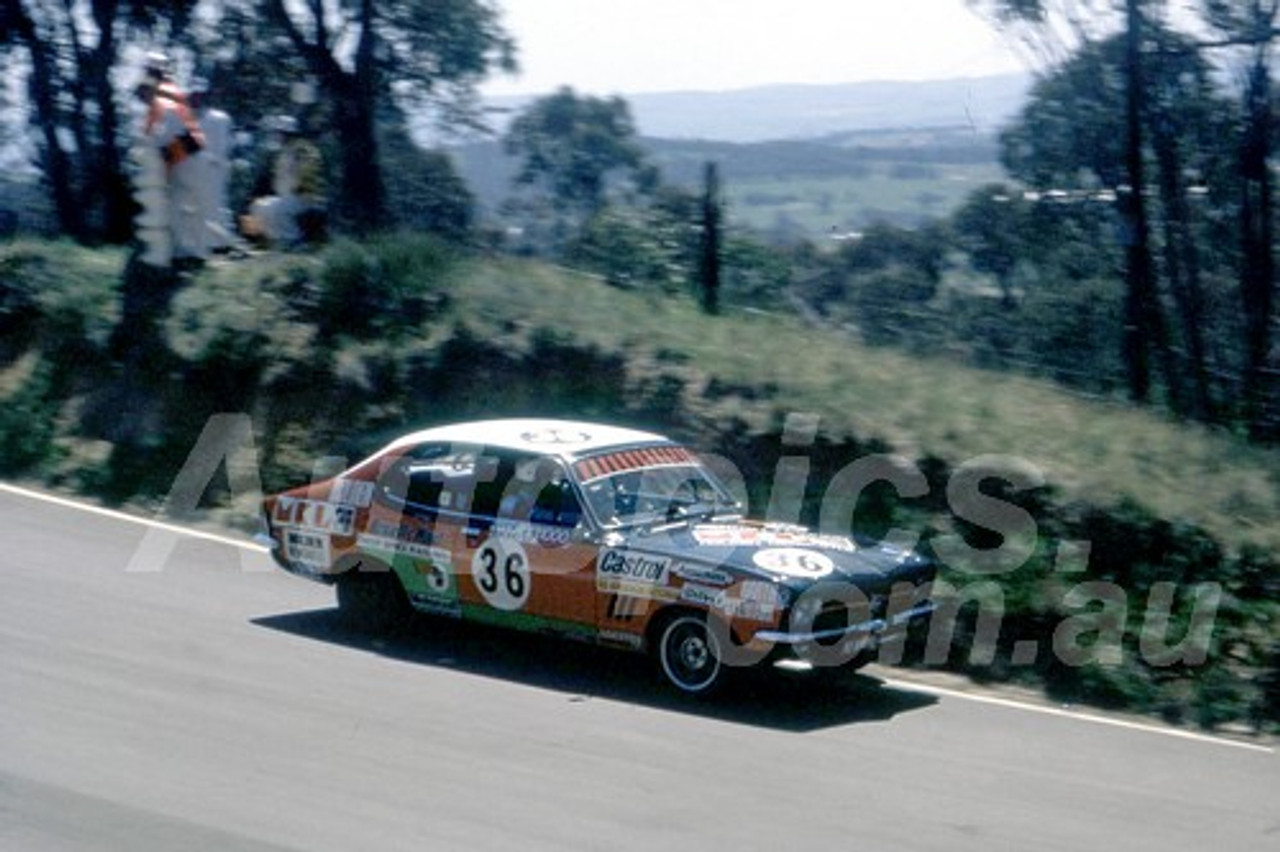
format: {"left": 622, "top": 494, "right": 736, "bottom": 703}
{"left": 660, "top": 616, "right": 721, "bottom": 693}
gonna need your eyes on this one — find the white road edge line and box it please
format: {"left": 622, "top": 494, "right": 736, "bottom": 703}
{"left": 884, "top": 678, "right": 1275, "bottom": 754}
{"left": 0, "top": 481, "right": 268, "bottom": 554}
{"left": 3, "top": 480, "right": 1274, "bottom": 753}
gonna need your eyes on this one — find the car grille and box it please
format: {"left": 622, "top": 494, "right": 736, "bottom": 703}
{"left": 809, "top": 594, "right": 885, "bottom": 636}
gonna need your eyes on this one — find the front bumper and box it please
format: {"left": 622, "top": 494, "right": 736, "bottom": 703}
{"left": 753, "top": 600, "right": 938, "bottom": 645}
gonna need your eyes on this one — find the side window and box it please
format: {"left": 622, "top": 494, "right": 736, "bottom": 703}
{"left": 531, "top": 479, "right": 582, "bottom": 529}
{"left": 468, "top": 454, "right": 510, "bottom": 521}
{"left": 374, "top": 443, "right": 478, "bottom": 513}
{"left": 490, "top": 455, "right": 582, "bottom": 529}
{"left": 376, "top": 458, "right": 411, "bottom": 506}
{"left": 405, "top": 470, "right": 445, "bottom": 508}
{"left": 378, "top": 446, "right": 583, "bottom": 529}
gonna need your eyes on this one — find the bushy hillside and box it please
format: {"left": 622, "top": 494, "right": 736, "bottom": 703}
{"left": 1, "top": 236, "right": 1275, "bottom": 732}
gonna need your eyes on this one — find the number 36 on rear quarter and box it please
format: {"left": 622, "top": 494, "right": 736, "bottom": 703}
{"left": 260, "top": 418, "right": 938, "bottom": 694}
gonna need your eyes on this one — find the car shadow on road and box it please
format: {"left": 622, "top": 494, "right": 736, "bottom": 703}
{"left": 251, "top": 607, "right": 937, "bottom": 733}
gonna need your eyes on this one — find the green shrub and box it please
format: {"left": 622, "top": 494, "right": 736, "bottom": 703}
{"left": 0, "top": 361, "right": 59, "bottom": 474}
{"left": 0, "top": 239, "right": 121, "bottom": 366}
{"left": 316, "top": 235, "right": 453, "bottom": 339}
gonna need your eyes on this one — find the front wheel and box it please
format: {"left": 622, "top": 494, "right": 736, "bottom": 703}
{"left": 656, "top": 613, "right": 724, "bottom": 695}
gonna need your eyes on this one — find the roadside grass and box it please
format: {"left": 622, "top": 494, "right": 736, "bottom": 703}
{"left": 3, "top": 239, "right": 1274, "bottom": 550}
{"left": 459, "top": 255, "right": 1278, "bottom": 552}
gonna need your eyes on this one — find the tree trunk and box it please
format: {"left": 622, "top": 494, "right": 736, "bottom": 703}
{"left": 1152, "top": 127, "right": 1213, "bottom": 420}
{"left": 1239, "top": 52, "right": 1276, "bottom": 439}
{"left": 270, "top": 0, "right": 387, "bottom": 233}
{"left": 1121, "top": 0, "right": 1164, "bottom": 404}
{"left": 330, "top": 76, "right": 387, "bottom": 234}
{"left": 11, "top": 2, "right": 85, "bottom": 240}
{"left": 88, "top": 0, "right": 133, "bottom": 244}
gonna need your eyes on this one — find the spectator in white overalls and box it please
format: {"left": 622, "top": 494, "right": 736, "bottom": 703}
{"left": 132, "top": 55, "right": 206, "bottom": 269}
{"left": 189, "top": 79, "right": 235, "bottom": 254}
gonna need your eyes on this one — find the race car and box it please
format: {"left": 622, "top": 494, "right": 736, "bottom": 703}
{"left": 260, "top": 418, "right": 937, "bottom": 694}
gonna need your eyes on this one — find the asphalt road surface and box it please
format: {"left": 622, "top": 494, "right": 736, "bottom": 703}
{"left": 1, "top": 484, "right": 1275, "bottom": 851}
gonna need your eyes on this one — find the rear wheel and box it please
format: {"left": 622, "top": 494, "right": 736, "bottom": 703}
{"left": 336, "top": 566, "right": 412, "bottom": 633}
{"left": 656, "top": 612, "right": 724, "bottom": 695}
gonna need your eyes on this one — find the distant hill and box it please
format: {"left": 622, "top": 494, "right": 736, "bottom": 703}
{"left": 451, "top": 122, "right": 1006, "bottom": 238}
{"left": 483, "top": 73, "right": 1032, "bottom": 143}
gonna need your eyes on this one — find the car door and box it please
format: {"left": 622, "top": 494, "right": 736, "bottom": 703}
{"left": 360, "top": 445, "right": 461, "bottom": 616}
{"left": 450, "top": 450, "right": 598, "bottom": 638}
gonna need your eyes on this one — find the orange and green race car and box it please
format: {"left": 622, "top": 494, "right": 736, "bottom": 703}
{"left": 260, "top": 418, "right": 937, "bottom": 694}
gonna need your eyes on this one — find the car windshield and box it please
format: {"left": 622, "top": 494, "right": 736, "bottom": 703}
{"left": 577, "top": 462, "right": 739, "bottom": 529}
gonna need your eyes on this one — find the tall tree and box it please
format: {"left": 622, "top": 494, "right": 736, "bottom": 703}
{"left": 979, "top": 0, "right": 1243, "bottom": 412}
{"left": 0, "top": 0, "right": 197, "bottom": 243}
{"left": 1119, "top": 0, "right": 1166, "bottom": 403}
{"left": 264, "top": 0, "right": 514, "bottom": 234}
{"left": 504, "top": 87, "right": 654, "bottom": 228}
{"left": 1200, "top": 0, "right": 1279, "bottom": 438}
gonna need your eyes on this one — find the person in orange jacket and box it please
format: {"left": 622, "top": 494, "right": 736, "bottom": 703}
{"left": 133, "top": 54, "right": 207, "bottom": 269}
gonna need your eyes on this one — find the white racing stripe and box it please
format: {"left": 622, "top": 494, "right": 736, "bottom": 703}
{"left": 1, "top": 480, "right": 1275, "bottom": 753}
{"left": 0, "top": 481, "right": 268, "bottom": 554}
{"left": 882, "top": 677, "right": 1275, "bottom": 754}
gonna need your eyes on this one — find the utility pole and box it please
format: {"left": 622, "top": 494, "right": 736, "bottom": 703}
{"left": 699, "top": 161, "right": 722, "bottom": 314}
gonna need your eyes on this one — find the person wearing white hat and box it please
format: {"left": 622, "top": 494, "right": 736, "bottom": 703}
{"left": 246, "top": 116, "right": 326, "bottom": 247}
{"left": 131, "top": 58, "right": 207, "bottom": 268}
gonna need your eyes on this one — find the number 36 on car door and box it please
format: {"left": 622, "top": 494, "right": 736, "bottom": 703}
{"left": 471, "top": 539, "right": 530, "bottom": 611}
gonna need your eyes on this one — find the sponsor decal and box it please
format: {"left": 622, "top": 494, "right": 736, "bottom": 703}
{"left": 357, "top": 534, "right": 450, "bottom": 565}
{"left": 691, "top": 524, "right": 855, "bottom": 553}
{"left": 492, "top": 519, "right": 573, "bottom": 547}
{"left": 597, "top": 550, "right": 678, "bottom": 601}
{"left": 521, "top": 428, "right": 592, "bottom": 445}
{"left": 718, "top": 580, "right": 781, "bottom": 621}
{"left": 597, "top": 550, "right": 672, "bottom": 584}
{"left": 284, "top": 529, "right": 331, "bottom": 571}
{"left": 273, "top": 498, "right": 356, "bottom": 537}
{"left": 680, "top": 584, "right": 726, "bottom": 609}
{"left": 752, "top": 548, "right": 835, "bottom": 578}
{"left": 597, "top": 628, "right": 644, "bottom": 650}
{"left": 598, "top": 578, "right": 680, "bottom": 602}
{"left": 330, "top": 478, "right": 375, "bottom": 508}
{"left": 740, "top": 580, "right": 781, "bottom": 603}
{"left": 410, "top": 592, "right": 462, "bottom": 617}
{"left": 359, "top": 534, "right": 455, "bottom": 602}
{"left": 605, "top": 594, "right": 651, "bottom": 621}
{"left": 673, "top": 564, "right": 734, "bottom": 586}
{"left": 366, "top": 519, "right": 438, "bottom": 547}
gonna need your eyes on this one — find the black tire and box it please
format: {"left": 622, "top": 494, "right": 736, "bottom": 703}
{"left": 656, "top": 612, "right": 725, "bottom": 695}
{"left": 336, "top": 567, "right": 412, "bottom": 634}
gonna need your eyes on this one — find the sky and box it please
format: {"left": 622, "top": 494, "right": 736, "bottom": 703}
{"left": 481, "top": 0, "right": 1031, "bottom": 97}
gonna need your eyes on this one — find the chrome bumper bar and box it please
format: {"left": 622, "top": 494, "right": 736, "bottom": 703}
{"left": 754, "top": 600, "right": 937, "bottom": 645}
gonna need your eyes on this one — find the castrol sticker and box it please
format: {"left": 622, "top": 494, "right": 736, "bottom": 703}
{"left": 596, "top": 550, "right": 678, "bottom": 601}
{"left": 751, "top": 548, "right": 834, "bottom": 578}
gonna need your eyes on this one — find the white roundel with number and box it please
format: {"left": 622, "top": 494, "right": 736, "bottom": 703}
{"left": 752, "top": 547, "right": 835, "bottom": 578}
{"left": 472, "top": 539, "right": 531, "bottom": 611}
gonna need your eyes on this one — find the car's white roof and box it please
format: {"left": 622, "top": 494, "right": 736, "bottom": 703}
{"left": 383, "top": 418, "right": 674, "bottom": 460}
